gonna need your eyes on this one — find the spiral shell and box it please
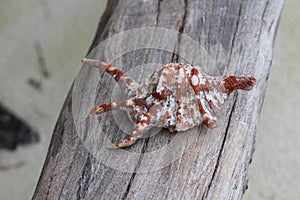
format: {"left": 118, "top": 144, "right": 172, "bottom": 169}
{"left": 81, "top": 58, "right": 256, "bottom": 148}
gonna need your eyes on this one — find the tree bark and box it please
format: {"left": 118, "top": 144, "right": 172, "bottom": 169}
{"left": 33, "top": 0, "right": 283, "bottom": 199}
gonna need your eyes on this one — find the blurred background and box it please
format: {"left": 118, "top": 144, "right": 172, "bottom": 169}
{"left": 0, "top": 0, "right": 298, "bottom": 199}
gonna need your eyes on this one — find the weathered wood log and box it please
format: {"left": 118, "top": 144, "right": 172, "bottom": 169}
{"left": 33, "top": 0, "right": 283, "bottom": 199}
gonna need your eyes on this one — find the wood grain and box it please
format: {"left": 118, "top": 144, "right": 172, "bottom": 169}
{"left": 33, "top": 0, "right": 283, "bottom": 199}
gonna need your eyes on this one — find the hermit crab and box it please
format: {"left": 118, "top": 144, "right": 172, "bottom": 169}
{"left": 81, "top": 58, "right": 256, "bottom": 148}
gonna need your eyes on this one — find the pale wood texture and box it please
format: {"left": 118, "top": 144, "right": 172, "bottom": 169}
{"left": 33, "top": 0, "right": 283, "bottom": 199}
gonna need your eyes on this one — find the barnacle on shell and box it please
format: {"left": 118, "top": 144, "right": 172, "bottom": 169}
{"left": 81, "top": 58, "right": 256, "bottom": 148}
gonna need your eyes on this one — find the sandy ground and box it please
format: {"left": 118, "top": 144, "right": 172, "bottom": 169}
{"left": 244, "top": 1, "right": 300, "bottom": 199}
{"left": 0, "top": 0, "right": 299, "bottom": 199}
{"left": 0, "top": 0, "right": 107, "bottom": 199}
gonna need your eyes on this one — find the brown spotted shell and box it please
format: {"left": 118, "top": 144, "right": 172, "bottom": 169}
{"left": 81, "top": 58, "right": 256, "bottom": 148}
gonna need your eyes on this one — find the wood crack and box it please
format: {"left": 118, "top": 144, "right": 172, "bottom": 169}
{"left": 172, "top": 0, "right": 188, "bottom": 62}
{"left": 255, "top": 0, "right": 270, "bottom": 62}
{"left": 122, "top": 138, "right": 149, "bottom": 200}
{"left": 227, "top": 1, "right": 243, "bottom": 67}
{"left": 120, "top": 1, "right": 164, "bottom": 198}
{"left": 76, "top": 154, "right": 93, "bottom": 199}
{"left": 256, "top": 0, "right": 270, "bottom": 44}
{"left": 203, "top": 96, "right": 238, "bottom": 199}
{"left": 57, "top": 141, "right": 80, "bottom": 198}
{"left": 156, "top": 0, "right": 161, "bottom": 24}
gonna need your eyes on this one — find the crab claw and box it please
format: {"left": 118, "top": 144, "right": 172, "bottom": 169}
{"left": 107, "top": 143, "right": 120, "bottom": 149}
{"left": 107, "top": 137, "right": 138, "bottom": 148}
{"left": 90, "top": 107, "right": 105, "bottom": 115}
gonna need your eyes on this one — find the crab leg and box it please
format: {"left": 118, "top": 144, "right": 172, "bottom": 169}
{"left": 108, "top": 114, "right": 152, "bottom": 148}
{"left": 90, "top": 98, "right": 147, "bottom": 115}
{"left": 81, "top": 58, "right": 140, "bottom": 96}
{"left": 108, "top": 136, "right": 138, "bottom": 148}
{"left": 90, "top": 100, "right": 134, "bottom": 115}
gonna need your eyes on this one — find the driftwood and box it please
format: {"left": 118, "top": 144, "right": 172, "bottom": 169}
{"left": 33, "top": 0, "right": 283, "bottom": 199}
